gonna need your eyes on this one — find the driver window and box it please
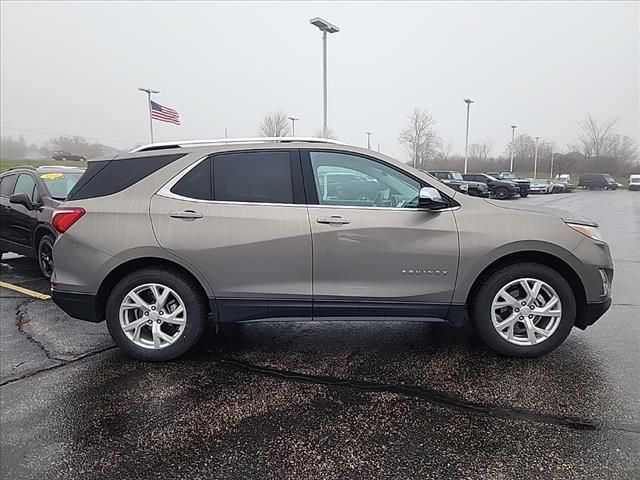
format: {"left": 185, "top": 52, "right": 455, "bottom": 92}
{"left": 310, "top": 151, "right": 421, "bottom": 208}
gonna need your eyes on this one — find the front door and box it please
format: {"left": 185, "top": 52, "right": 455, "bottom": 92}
{"left": 150, "top": 149, "right": 312, "bottom": 323}
{"left": 303, "top": 150, "right": 459, "bottom": 320}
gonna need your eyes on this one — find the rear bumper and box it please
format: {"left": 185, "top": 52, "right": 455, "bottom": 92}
{"left": 51, "top": 289, "right": 100, "bottom": 323}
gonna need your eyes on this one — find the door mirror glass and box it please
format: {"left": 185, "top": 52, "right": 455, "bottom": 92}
{"left": 418, "top": 187, "right": 448, "bottom": 209}
{"left": 9, "top": 192, "right": 35, "bottom": 210}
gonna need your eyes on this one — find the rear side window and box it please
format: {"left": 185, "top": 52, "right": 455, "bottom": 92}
{"left": 0, "top": 174, "right": 16, "bottom": 196}
{"left": 171, "top": 158, "right": 212, "bottom": 200}
{"left": 213, "top": 151, "right": 293, "bottom": 204}
{"left": 67, "top": 153, "right": 185, "bottom": 201}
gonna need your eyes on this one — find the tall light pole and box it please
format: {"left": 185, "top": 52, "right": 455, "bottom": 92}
{"left": 138, "top": 87, "right": 159, "bottom": 143}
{"left": 288, "top": 116, "right": 299, "bottom": 136}
{"left": 365, "top": 131, "right": 372, "bottom": 149}
{"left": 533, "top": 136, "right": 540, "bottom": 179}
{"left": 463, "top": 98, "right": 474, "bottom": 174}
{"left": 310, "top": 17, "right": 340, "bottom": 134}
{"left": 509, "top": 125, "right": 517, "bottom": 172}
{"left": 550, "top": 147, "right": 555, "bottom": 178}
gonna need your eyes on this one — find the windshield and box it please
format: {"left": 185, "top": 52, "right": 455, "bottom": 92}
{"left": 40, "top": 172, "right": 83, "bottom": 199}
{"left": 501, "top": 172, "right": 516, "bottom": 179}
{"left": 485, "top": 174, "right": 498, "bottom": 181}
{"left": 451, "top": 172, "right": 464, "bottom": 181}
{"left": 603, "top": 174, "right": 616, "bottom": 182}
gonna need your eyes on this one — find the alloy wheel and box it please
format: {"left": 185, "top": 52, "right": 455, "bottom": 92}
{"left": 39, "top": 240, "right": 54, "bottom": 278}
{"left": 491, "top": 277, "right": 562, "bottom": 346}
{"left": 119, "top": 283, "right": 187, "bottom": 349}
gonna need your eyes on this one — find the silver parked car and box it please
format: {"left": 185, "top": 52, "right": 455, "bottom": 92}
{"left": 50, "top": 138, "right": 613, "bottom": 361}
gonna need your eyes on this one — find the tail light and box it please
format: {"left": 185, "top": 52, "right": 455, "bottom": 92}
{"left": 52, "top": 208, "right": 86, "bottom": 233}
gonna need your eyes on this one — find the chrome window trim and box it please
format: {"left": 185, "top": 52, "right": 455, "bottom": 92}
{"left": 156, "top": 153, "right": 460, "bottom": 213}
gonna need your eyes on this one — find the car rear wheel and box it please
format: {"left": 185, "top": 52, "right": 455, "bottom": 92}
{"left": 519, "top": 192, "right": 528, "bottom": 197}
{"left": 495, "top": 187, "right": 509, "bottom": 199}
{"left": 37, "top": 234, "right": 55, "bottom": 278}
{"left": 472, "top": 263, "right": 576, "bottom": 357}
{"left": 106, "top": 268, "right": 208, "bottom": 361}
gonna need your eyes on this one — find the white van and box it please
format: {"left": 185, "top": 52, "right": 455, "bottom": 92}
{"left": 629, "top": 174, "right": 640, "bottom": 191}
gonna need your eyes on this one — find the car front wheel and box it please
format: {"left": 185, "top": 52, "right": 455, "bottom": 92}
{"left": 37, "top": 234, "right": 55, "bottom": 278}
{"left": 495, "top": 187, "right": 509, "bottom": 199}
{"left": 106, "top": 268, "right": 208, "bottom": 361}
{"left": 472, "top": 263, "right": 576, "bottom": 357}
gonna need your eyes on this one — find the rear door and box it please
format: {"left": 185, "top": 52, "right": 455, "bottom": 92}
{"left": 150, "top": 149, "right": 312, "bottom": 322}
{"left": 302, "top": 150, "right": 459, "bottom": 320}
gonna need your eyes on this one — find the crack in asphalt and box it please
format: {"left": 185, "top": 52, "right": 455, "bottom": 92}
{"left": 0, "top": 300, "right": 117, "bottom": 387}
{"left": 221, "top": 358, "right": 640, "bottom": 435}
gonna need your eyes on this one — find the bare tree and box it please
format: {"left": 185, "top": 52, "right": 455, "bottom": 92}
{"left": 314, "top": 126, "right": 337, "bottom": 139}
{"left": 468, "top": 139, "right": 493, "bottom": 163}
{"left": 577, "top": 114, "right": 617, "bottom": 157}
{"left": 398, "top": 108, "right": 437, "bottom": 169}
{"left": 258, "top": 111, "right": 290, "bottom": 137}
{"left": 435, "top": 137, "right": 454, "bottom": 162}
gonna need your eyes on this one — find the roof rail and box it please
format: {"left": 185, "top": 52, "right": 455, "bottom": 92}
{"left": 130, "top": 137, "right": 345, "bottom": 153}
{"left": 6, "top": 165, "right": 37, "bottom": 171}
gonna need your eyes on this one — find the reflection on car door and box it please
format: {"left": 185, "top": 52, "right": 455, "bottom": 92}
{"left": 303, "top": 150, "right": 460, "bottom": 321}
{"left": 150, "top": 149, "right": 313, "bottom": 323}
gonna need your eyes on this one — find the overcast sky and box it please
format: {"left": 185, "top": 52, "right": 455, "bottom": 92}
{"left": 1, "top": 1, "right": 638, "bottom": 159}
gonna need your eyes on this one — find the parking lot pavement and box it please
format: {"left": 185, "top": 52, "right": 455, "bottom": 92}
{"left": 1, "top": 190, "right": 639, "bottom": 480}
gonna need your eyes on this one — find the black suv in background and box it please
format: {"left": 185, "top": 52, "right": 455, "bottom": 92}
{"left": 427, "top": 170, "right": 489, "bottom": 197}
{"left": 0, "top": 165, "right": 84, "bottom": 277}
{"left": 52, "top": 151, "right": 86, "bottom": 161}
{"left": 462, "top": 173, "right": 520, "bottom": 199}
{"left": 486, "top": 172, "right": 530, "bottom": 197}
{"left": 578, "top": 173, "right": 618, "bottom": 190}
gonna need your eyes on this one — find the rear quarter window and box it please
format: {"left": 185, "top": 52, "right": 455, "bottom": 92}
{"left": 0, "top": 174, "right": 17, "bottom": 196}
{"left": 67, "top": 153, "right": 185, "bottom": 201}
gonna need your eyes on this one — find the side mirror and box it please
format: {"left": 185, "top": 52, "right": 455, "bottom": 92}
{"left": 9, "top": 193, "right": 35, "bottom": 210}
{"left": 418, "top": 187, "right": 448, "bottom": 209}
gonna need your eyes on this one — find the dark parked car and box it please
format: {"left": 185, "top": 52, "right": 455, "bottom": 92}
{"left": 0, "top": 165, "right": 84, "bottom": 277}
{"left": 578, "top": 173, "right": 618, "bottom": 190}
{"left": 486, "top": 172, "right": 530, "bottom": 197}
{"left": 52, "top": 151, "right": 86, "bottom": 161}
{"left": 427, "top": 170, "right": 489, "bottom": 197}
{"left": 462, "top": 173, "right": 519, "bottom": 199}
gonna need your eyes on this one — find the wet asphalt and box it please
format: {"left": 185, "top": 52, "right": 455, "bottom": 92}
{"left": 0, "top": 190, "right": 639, "bottom": 479}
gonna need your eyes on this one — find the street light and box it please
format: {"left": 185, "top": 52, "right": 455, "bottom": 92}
{"left": 365, "top": 131, "right": 372, "bottom": 149}
{"left": 288, "top": 116, "right": 299, "bottom": 136}
{"left": 463, "top": 98, "right": 474, "bottom": 174}
{"left": 310, "top": 17, "right": 340, "bottom": 134}
{"left": 138, "top": 87, "right": 160, "bottom": 143}
{"left": 534, "top": 136, "right": 540, "bottom": 179}
{"left": 509, "top": 125, "right": 517, "bottom": 172}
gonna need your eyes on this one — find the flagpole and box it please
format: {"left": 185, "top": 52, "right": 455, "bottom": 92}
{"left": 138, "top": 87, "right": 159, "bottom": 143}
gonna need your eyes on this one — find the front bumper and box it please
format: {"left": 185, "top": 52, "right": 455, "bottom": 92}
{"left": 575, "top": 297, "right": 612, "bottom": 330}
{"left": 51, "top": 289, "right": 100, "bottom": 323}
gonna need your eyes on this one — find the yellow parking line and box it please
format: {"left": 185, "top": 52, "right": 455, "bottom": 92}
{"left": 0, "top": 281, "right": 51, "bottom": 300}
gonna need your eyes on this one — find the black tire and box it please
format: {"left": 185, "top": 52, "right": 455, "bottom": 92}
{"left": 519, "top": 192, "right": 528, "bottom": 198}
{"left": 472, "top": 262, "right": 576, "bottom": 357}
{"left": 106, "top": 268, "right": 208, "bottom": 361}
{"left": 37, "top": 234, "right": 55, "bottom": 278}
{"left": 495, "top": 187, "right": 509, "bottom": 200}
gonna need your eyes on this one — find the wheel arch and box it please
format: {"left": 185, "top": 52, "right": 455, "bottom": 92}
{"left": 95, "top": 257, "right": 215, "bottom": 323}
{"left": 33, "top": 223, "right": 56, "bottom": 250}
{"left": 465, "top": 250, "right": 587, "bottom": 328}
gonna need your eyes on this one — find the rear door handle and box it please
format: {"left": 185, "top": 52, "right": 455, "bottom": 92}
{"left": 316, "top": 215, "right": 350, "bottom": 225}
{"left": 170, "top": 210, "right": 203, "bottom": 219}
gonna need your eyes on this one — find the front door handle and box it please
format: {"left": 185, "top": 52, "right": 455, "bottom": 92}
{"left": 170, "top": 210, "right": 203, "bottom": 219}
{"left": 316, "top": 215, "right": 351, "bottom": 225}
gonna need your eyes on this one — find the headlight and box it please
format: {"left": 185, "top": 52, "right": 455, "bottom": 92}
{"left": 566, "top": 223, "right": 604, "bottom": 242}
{"left": 460, "top": 183, "right": 469, "bottom": 192}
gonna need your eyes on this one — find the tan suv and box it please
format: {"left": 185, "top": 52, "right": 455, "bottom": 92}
{"left": 50, "top": 138, "right": 613, "bottom": 361}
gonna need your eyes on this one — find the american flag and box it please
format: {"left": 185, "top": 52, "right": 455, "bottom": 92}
{"left": 150, "top": 100, "right": 181, "bottom": 125}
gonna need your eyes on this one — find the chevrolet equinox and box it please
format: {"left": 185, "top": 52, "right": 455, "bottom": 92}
{"left": 50, "top": 138, "right": 613, "bottom": 361}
